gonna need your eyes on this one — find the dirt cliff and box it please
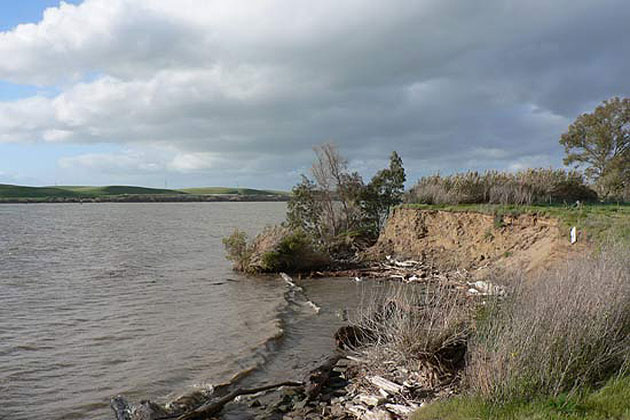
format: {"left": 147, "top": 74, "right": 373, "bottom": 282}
{"left": 370, "top": 207, "right": 573, "bottom": 275}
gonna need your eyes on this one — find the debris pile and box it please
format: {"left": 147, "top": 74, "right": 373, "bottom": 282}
{"left": 229, "top": 353, "right": 458, "bottom": 420}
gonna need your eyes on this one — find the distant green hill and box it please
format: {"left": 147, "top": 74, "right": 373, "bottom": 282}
{"left": 0, "top": 184, "right": 85, "bottom": 198}
{"left": 179, "top": 187, "right": 289, "bottom": 196}
{"left": 55, "top": 185, "right": 184, "bottom": 196}
{"left": 0, "top": 184, "right": 288, "bottom": 199}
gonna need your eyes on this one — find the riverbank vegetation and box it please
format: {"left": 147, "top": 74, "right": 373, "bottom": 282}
{"left": 406, "top": 169, "right": 598, "bottom": 206}
{"left": 346, "top": 242, "right": 629, "bottom": 419}
{"left": 224, "top": 143, "right": 407, "bottom": 272}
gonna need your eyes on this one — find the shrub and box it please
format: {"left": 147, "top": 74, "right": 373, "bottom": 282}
{"left": 466, "top": 242, "right": 630, "bottom": 402}
{"left": 224, "top": 226, "right": 330, "bottom": 273}
{"left": 222, "top": 229, "right": 251, "bottom": 272}
{"left": 260, "top": 229, "right": 330, "bottom": 272}
{"left": 407, "top": 169, "right": 598, "bottom": 206}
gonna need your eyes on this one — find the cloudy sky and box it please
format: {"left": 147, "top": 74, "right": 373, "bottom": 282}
{"left": 0, "top": 0, "right": 628, "bottom": 189}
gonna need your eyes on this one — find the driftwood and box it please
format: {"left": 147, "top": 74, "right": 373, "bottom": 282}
{"left": 174, "top": 381, "right": 303, "bottom": 420}
{"left": 367, "top": 376, "right": 403, "bottom": 394}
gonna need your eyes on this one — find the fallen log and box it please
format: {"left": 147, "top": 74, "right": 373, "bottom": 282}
{"left": 174, "top": 381, "right": 303, "bottom": 420}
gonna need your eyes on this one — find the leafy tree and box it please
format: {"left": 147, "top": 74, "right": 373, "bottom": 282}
{"left": 361, "top": 151, "right": 406, "bottom": 233}
{"left": 560, "top": 97, "right": 629, "bottom": 198}
{"left": 286, "top": 175, "right": 323, "bottom": 238}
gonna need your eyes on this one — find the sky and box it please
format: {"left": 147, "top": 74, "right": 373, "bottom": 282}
{"left": 0, "top": 0, "right": 628, "bottom": 189}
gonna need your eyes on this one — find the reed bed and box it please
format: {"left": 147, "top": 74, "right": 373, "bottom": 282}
{"left": 407, "top": 169, "right": 597, "bottom": 205}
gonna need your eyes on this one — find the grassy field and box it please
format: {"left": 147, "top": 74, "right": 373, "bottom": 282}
{"left": 403, "top": 203, "right": 630, "bottom": 245}
{"left": 0, "top": 184, "right": 288, "bottom": 199}
{"left": 414, "top": 376, "right": 630, "bottom": 420}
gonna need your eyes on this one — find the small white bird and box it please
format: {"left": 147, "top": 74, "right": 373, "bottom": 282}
{"left": 354, "top": 276, "right": 362, "bottom": 282}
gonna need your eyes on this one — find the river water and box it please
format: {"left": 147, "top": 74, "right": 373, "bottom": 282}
{"left": 0, "top": 203, "right": 377, "bottom": 420}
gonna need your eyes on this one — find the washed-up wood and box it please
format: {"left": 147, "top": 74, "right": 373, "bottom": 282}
{"left": 357, "top": 394, "right": 387, "bottom": 407}
{"left": 175, "top": 381, "right": 302, "bottom": 420}
{"left": 347, "top": 404, "right": 367, "bottom": 417}
{"left": 384, "top": 403, "right": 417, "bottom": 416}
{"left": 363, "top": 408, "right": 393, "bottom": 420}
{"left": 368, "top": 376, "right": 403, "bottom": 394}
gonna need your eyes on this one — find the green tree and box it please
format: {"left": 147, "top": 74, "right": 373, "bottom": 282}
{"left": 286, "top": 175, "right": 323, "bottom": 238}
{"left": 560, "top": 97, "right": 630, "bottom": 198}
{"left": 361, "top": 151, "right": 406, "bottom": 233}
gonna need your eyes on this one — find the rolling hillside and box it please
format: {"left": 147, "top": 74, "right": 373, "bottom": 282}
{"left": 55, "top": 185, "right": 184, "bottom": 196}
{"left": 0, "top": 184, "right": 288, "bottom": 199}
{"left": 178, "top": 187, "right": 289, "bottom": 196}
{"left": 0, "top": 184, "right": 85, "bottom": 198}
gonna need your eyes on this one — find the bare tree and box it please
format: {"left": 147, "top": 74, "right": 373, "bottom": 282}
{"left": 310, "top": 143, "right": 364, "bottom": 237}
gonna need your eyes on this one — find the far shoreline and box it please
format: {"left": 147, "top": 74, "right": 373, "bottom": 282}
{"left": 0, "top": 194, "right": 290, "bottom": 204}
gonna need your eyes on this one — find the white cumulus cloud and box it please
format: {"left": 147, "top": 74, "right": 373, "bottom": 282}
{"left": 0, "top": 0, "right": 628, "bottom": 187}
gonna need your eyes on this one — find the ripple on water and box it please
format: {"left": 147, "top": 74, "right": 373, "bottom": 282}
{"left": 0, "top": 202, "right": 287, "bottom": 420}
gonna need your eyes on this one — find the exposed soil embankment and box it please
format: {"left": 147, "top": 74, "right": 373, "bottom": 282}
{"left": 370, "top": 207, "right": 568, "bottom": 276}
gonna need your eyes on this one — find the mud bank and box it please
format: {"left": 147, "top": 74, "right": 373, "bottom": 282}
{"left": 369, "top": 207, "right": 570, "bottom": 276}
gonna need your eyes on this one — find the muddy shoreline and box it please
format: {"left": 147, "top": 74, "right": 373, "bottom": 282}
{"left": 110, "top": 259, "right": 487, "bottom": 420}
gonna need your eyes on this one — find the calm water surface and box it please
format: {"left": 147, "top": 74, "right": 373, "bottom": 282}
{"left": 0, "top": 203, "right": 374, "bottom": 420}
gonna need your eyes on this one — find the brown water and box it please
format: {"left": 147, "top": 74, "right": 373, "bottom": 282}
{"left": 0, "top": 203, "right": 376, "bottom": 420}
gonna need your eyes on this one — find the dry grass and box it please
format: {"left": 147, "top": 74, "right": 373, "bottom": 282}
{"left": 407, "top": 169, "right": 597, "bottom": 205}
{"left": 353, "top": 283, "right": 472, "bottom": 375}
{"left": 467, "top": 242, "right": 630, "bottom": 402}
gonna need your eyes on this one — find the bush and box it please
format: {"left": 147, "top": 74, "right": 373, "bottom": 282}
{"left": 223, "top": 226, "right": 330, "bottom": 273}
{"left": 407, "top": 169, "right": 598, "bottom": 206}
{"left": 222, "top": 229, "right": 251, "bottom": 272}
{"left": 466, "top": 243, "right": 630, "bottom": 402}
{"left": 260, "top": 229, "right": 330, "bottom": 273}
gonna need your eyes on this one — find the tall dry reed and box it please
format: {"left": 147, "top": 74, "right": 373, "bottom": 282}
{"left": 466, "top": 243, "right": 630, "bottom": 402}
{"left": 407, "top": 169, "right": 597, "bottom": 205}
{"left": 354, "top": 283, "right": 471, "bottom": 372}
